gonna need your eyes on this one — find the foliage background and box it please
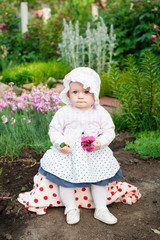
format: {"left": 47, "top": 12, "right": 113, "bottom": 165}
{"left": 0, "top": 0, "right": 160, "bottom": 69}
{"left": 0, "top": 0, "right": 160, "bottom": 159}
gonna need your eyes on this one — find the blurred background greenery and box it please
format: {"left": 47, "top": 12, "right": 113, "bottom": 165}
{"left": 0, "top": 0, "right": 160, "bottom": 159}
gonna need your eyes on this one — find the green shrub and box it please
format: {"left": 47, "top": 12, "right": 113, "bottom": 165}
{"left": 112, "top": 113, "right": 129, "bottom": 133}
{"left": 1, "top": 59, "right": 71, "bottom": 87}
{"left": 99, "top": 73, "right": 113, "bottom": 98}
{"left": 100, "top": 0, "right": 160, "bottom": 63}
{"left": 0, "top": 3, "right": 21, "bottom": 70}
{"left": 110, "top": 50, "right": 160, "bottom": 132}
{"left": 59, "top": 18, "right": 116, "bottom": 73}
{"left": 124, "top": 131, "right": 160, "bottom": 159}
{"left": 0, "top": 1, "right": 94, "bottom": 66}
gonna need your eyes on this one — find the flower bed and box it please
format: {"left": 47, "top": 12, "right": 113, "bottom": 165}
{"left": 0, "top": 83, "right": 63, "bottom": 159}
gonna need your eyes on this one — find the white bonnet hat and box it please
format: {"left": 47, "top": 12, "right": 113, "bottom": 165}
{"left": 59, "top": 67, "right": 101, "bottom": 106}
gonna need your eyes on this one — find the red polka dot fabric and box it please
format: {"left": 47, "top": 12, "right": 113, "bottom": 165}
{"left": 18, "top": 173, "right": 141, "bottom": 215}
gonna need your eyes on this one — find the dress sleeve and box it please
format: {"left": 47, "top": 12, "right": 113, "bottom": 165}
{"left": 48, "top": 108, "right": 66, "bottom": 149}
{"left": 96, "top": 107, "right": 115, "bottom": 147}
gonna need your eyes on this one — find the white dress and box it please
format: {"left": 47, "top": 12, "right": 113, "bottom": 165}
{"left": 40, "top": 105, "right": 120, "bottom": 183}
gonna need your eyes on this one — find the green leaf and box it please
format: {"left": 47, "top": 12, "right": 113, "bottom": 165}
{"left": 60, "top": 142, "right": 67, "bottom": 148}
{"left": 21, "top": 187, "right": 26, "bottom": 192}
{"left": 151, "top": 229, "right": 160, "bottom": 235}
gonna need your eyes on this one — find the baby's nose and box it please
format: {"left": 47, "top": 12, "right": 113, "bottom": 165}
{"left": 78, "top": 92, "right": 84, "bottom": 98}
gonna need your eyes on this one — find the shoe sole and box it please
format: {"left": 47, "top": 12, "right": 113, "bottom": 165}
{"left": 94, "top": 215, "right": 117, "bottom": 225}
{"left": 67, "top": 217, "right": 80, "bottom": 225}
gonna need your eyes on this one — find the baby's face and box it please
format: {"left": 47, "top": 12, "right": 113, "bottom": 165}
{"left": 67, "top": 82, "right": 95, "bottom": 110}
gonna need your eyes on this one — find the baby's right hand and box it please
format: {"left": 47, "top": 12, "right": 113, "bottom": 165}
{"left": 60, "top": 146, "right": 72, "bottom": 154}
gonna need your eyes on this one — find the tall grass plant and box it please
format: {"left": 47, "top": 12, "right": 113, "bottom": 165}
{"left": 110, "top": 50, "right": 160, "bottom": 132}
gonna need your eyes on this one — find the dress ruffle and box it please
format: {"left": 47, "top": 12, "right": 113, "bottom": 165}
{"left": 39, "top": 167, "right": 122, "bottom": 187}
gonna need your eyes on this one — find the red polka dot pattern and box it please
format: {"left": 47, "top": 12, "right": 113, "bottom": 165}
{"left": 83, "top": 196, "right": 88, "bottom": 200}
{"left": 18, "top": 172, "right": 141, "bottom": 214}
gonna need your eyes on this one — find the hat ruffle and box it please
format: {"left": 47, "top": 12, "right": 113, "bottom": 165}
{"left": 59, "top": 67, "right": 101, "bottom": 106}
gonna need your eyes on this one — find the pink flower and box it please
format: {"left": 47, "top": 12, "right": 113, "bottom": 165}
{"left": 53, "top": 50, "right": 59, "bottom": 56}
{"left": 0, "top": 23, "right": 6, "bottom": 29}
{"left": 1, "top": 115, "right": 8, "bottom": 123}
{"left": 81, "top": 136, "right": 95, "bottom": 152}
{"left": 24, "top": 34, "right": 30, "bottom": 38}
{"left": 153, "top": 24, "right": 159, "bottom": 31}
{"left": 151, "top": 35, "right": 157, "bottom": 42}
{"left": 8, "top": 82, "right": 14, "bottom": 86}
{"left": 51, "top": 42, "right": 54, "bottom": 46}
{"left": 27, "top": 119, "right": 31, "bottom": 124}
{"left": 17, "top": 102, "right": 23, "bottom": 109}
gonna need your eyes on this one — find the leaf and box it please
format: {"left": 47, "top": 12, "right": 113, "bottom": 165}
{"left": 21, "top": 187, "right": 26, "bottom": 192}
{"left": 60, "top": 142, "right": 67, "bottom": 148}
{"left": 151, "top": 228, "right": 160, "bottom": 235}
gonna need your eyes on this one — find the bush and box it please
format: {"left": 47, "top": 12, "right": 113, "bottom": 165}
{"left": 99, "top": 73, "right": 113, "bottom": 98}
{"left": 110, "top": 50, "right": 160, "bottom": 132}
{"left": 0, "top": 3, "right": 21, "bottom": 70}
{"left": 0, "top": 1, "right": 94, "bottom": 66}
{"left": 124, "top": 131, "right": 160, "bottom": 159}
{"left": 1, "top": 59, "right": 71, "bottom": 87}
{"left": 59, "top": 18, "right": 117, "bottom": 73}
{"left": 112, "top": 113, "right": 129, "bottom": 133}
{"left": 100, "top": 0, "right": 160, "bottom": 64}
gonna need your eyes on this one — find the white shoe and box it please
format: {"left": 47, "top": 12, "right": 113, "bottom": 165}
{"left": 94, "top": 207, "right": 117, "bottom": 224}
{"left": 64, "top": 205, "right": 80, "bottom": 224}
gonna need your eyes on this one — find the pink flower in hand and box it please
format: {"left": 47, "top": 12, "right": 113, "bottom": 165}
{"left": 81, "top": 136, "right": 95, "bottom": 152}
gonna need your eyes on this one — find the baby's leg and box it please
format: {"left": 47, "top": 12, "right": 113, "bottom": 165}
{"left": 59, "top": 186, "right": 75, "bottom": 207}
{"left": 91, "top": 184, "right": 117, "bottom": 224}
{"left": 59, "top": 186, "right": 80, "bottom": 224}
{"left": 91, "top": 184, "right": 107, "bottom": 208}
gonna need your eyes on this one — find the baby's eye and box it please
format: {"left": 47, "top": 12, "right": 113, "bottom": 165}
{"left": 73, "top": 91, "right": 78, "bottom": 94}
{"left": 84, "top": 90, "right": 89, "bottom": 94}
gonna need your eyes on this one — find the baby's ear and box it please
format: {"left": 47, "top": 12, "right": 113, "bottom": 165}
{"left": 66, "top": 91, "right": 70, "bottom": 98}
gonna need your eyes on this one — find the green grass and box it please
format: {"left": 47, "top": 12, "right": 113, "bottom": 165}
{"left": 0, "top": 109, "right": 53, "bottom": 160}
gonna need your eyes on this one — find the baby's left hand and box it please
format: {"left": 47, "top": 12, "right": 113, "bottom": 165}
{"left": 93, "top": 140, "right": 101, "bottom": 151}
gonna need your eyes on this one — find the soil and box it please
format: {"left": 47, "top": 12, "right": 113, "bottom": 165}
{"left": 0, "top": 132, "right": 160, "bottom": 240}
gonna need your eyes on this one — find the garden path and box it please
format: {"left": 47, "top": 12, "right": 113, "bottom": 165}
{"left": 99, "top": 96, "right": 121, "bottom": 114}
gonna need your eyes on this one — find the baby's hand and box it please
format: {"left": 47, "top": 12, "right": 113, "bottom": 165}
{"left": 93, "top": 140, "right": 101, "bottom": 151}
{"left": 60, "top": 146, "right": 72, "bottom": 154}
